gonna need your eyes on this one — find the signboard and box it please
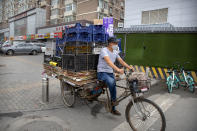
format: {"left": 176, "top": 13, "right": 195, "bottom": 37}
{"left": 23, "top": 36, "right": 27, "bottom": 40}
{"left": 50, "top": 32, "right": 62, "bottom": 39}
{"left": 118, "top": 22, "right": 124, "bottom": 28}
{"left": 44, "top": 33, "right": 50, "bottom": 38}
{"left": 103, "top": 17, "right": 114, "bottom": 37}
{"left": 94, "top": 19, "right": 103, "bottom": 25}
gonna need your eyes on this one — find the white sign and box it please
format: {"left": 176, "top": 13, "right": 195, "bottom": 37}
{"left": 118, "top": 22, "right": 124, "bottom": 28}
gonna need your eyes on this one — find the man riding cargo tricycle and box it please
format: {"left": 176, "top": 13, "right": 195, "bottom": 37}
{"left": 43, "top": 23, "right": 166, "bottom": 131}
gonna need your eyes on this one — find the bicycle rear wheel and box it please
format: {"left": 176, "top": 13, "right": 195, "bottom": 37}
{"left": 60, "top": 80, "right": 75, "bottom": 107}
{"left": 125, "top": 98, "right": 166, "bottom": 131}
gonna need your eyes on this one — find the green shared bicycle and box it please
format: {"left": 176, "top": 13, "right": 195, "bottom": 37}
{"left": 166, "top": 62, "right": 196, "bottom": 93}
{"left": 166, "top": 65, "right": 179, "bottom": 93}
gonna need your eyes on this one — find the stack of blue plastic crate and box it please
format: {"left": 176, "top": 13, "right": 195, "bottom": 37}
{"left": 65, "top": 23, "right": 93, "bottom": 42}
{"left": 58, "top": 23, "right": 112, "bottom": 72}
{"left": 92, "top": 25, "right": 107, "bottom": 43}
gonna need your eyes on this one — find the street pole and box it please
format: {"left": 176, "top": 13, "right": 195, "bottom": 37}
{"left": 124, "top": 33, "right": 127, "bottom": 58}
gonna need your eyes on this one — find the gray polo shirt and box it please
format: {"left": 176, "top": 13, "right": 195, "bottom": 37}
{"left": 97, "top": 47, "right": 120, "bottom": 73}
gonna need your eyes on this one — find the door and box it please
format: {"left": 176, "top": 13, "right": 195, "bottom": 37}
{"left": 25, "top": 44, "right": 34, "bottom": 53}
{"left": 15, "top": 44, "right": 26, "bottom": 54}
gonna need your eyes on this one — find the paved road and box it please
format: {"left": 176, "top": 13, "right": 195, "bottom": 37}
{"left": 0, "top": 54, "right": 197, "bottom": 131}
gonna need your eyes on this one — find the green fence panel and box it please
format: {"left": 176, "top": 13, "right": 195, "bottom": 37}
{"left": 115, "top": 33, "right": 197, "bottom": 70}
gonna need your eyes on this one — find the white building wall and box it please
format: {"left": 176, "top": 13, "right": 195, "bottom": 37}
{"left": 125, "top": 0, "right": 197, "bottom": 27}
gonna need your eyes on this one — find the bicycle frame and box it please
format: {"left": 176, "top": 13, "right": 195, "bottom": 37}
{"left": 180, "top": 70, "right": 188, "bottom": 84}
{"left": 167, "top": 70, "right": 179, "bottom": 87}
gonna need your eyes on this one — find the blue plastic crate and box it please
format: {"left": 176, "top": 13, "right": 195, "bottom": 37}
{"left": 65, "top": 23, "right": 93, "bottom": 34}
{"left": 93, "top": 25, "right": 105, "bottom": 34}
{"left": 93, "top": 33, "right": 106, "bottom": 43}
{"left": 78, "top": 33, "right": 92, "bottom": 42}
{"left": 79, "top": 25, "right": 93, "bottom": 33}
{"left": 65, "top": 23, "right": 81, "bottom": 34}
{"left": 66, "top": 33, "right": 78, "bottom": 42}
{"left": 66, "top": 32, "right": 92, "bottom": 42}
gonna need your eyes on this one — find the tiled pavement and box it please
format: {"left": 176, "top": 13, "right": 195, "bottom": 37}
{"left": 0, "top": 78, "right": 64, "bottom": 113}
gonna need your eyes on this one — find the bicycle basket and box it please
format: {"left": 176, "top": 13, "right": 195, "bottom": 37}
{"left": 129, "top": 80, "right": 151, "bottom": 93}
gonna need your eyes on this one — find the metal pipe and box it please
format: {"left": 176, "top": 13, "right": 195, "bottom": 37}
{"left": 124, "top": 33, "right": 127, "bottom": 57}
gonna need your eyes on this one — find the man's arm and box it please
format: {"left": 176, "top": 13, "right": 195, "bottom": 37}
{"left": 104, "top": 56, "right": 124, "bottom": 74}
{"left": 117, "top": 57, "right": 134, "bottom": 71}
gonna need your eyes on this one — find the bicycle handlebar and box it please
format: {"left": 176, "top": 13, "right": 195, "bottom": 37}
{"left": 169, "top": 61, "right": 191, "bottom": 72}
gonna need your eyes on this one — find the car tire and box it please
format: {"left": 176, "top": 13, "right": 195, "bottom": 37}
{"left": 7, "top": 50, "right": 14, "bottom": 56}
{"left": 32, "top": 50, "right": 37, "bottom": 55}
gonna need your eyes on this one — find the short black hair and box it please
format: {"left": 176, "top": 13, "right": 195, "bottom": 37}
{"left": 108, "top": 37, "right": 118, "bottom": 44}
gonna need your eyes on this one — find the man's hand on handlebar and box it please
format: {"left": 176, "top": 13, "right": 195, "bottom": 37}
{"left": 117, "top": 68, "right": 124, "bottom": 74}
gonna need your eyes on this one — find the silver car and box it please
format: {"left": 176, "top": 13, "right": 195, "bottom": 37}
{"left": 1, "top": 42, "right": 41, "bottom": 55}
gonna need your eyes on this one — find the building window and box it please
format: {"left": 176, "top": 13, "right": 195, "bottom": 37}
{"left": 51, "top": 9, "right": 60, "bottom": 16}
{"left": 64, "top": 15, "right": 76, "bottom": 22}
{"left": 66, "top": 4, "right": 72, "bottom": 11}
{"left": 50, "top": 19, "right": 58, "bottom": 25}
{"left": 120, "top": 1, "right": 124, "bottom": 7}
{"left": 104, "top": 1, "right": 108, "bottom": 9}
{"left": 109, "top": 7, "right": 113, "bottom": 14}
{"left": 142, "top": 8, "right": 168, "bottom": 24}
{"left": 99, "top": 0, "right": 104, "bottom": 8}
{"left": 51, "top": 0, "right": 59, "bottom": 6}
{"left": 14, "top": 18, "right": 27, "bottom": 36}
{"left": 65, "top": 3, "right": 76, "bottom": 12}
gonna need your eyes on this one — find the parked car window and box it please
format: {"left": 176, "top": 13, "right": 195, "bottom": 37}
{"left": 17, "top": 44, "right": 25, "bottom": 47}
{"left": 26, "top": 44, "right": 33, "bottom": 47}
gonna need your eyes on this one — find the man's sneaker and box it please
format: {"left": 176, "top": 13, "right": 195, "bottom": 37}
{"left": 111, "top": 110, "right": 121, "bottom": 116}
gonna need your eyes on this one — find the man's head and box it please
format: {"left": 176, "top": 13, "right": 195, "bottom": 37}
{"left": 107, "top": 37, "right": 119, "bottom": 51}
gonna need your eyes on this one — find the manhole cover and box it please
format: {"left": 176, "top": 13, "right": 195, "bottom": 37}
{"left": 18, "top": 121, "right": 64, "bottom": 131}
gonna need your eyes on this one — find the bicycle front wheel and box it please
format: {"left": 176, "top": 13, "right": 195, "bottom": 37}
{"left": 187, "top": 75, "right": 195, "bottom": 93}
{"left": 125, "top": 98, "right": 166, "bottom": 131}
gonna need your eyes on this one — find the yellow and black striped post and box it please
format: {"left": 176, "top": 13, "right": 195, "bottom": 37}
{"left": 130, "top": 65, "right": 197, "bottom": 83}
